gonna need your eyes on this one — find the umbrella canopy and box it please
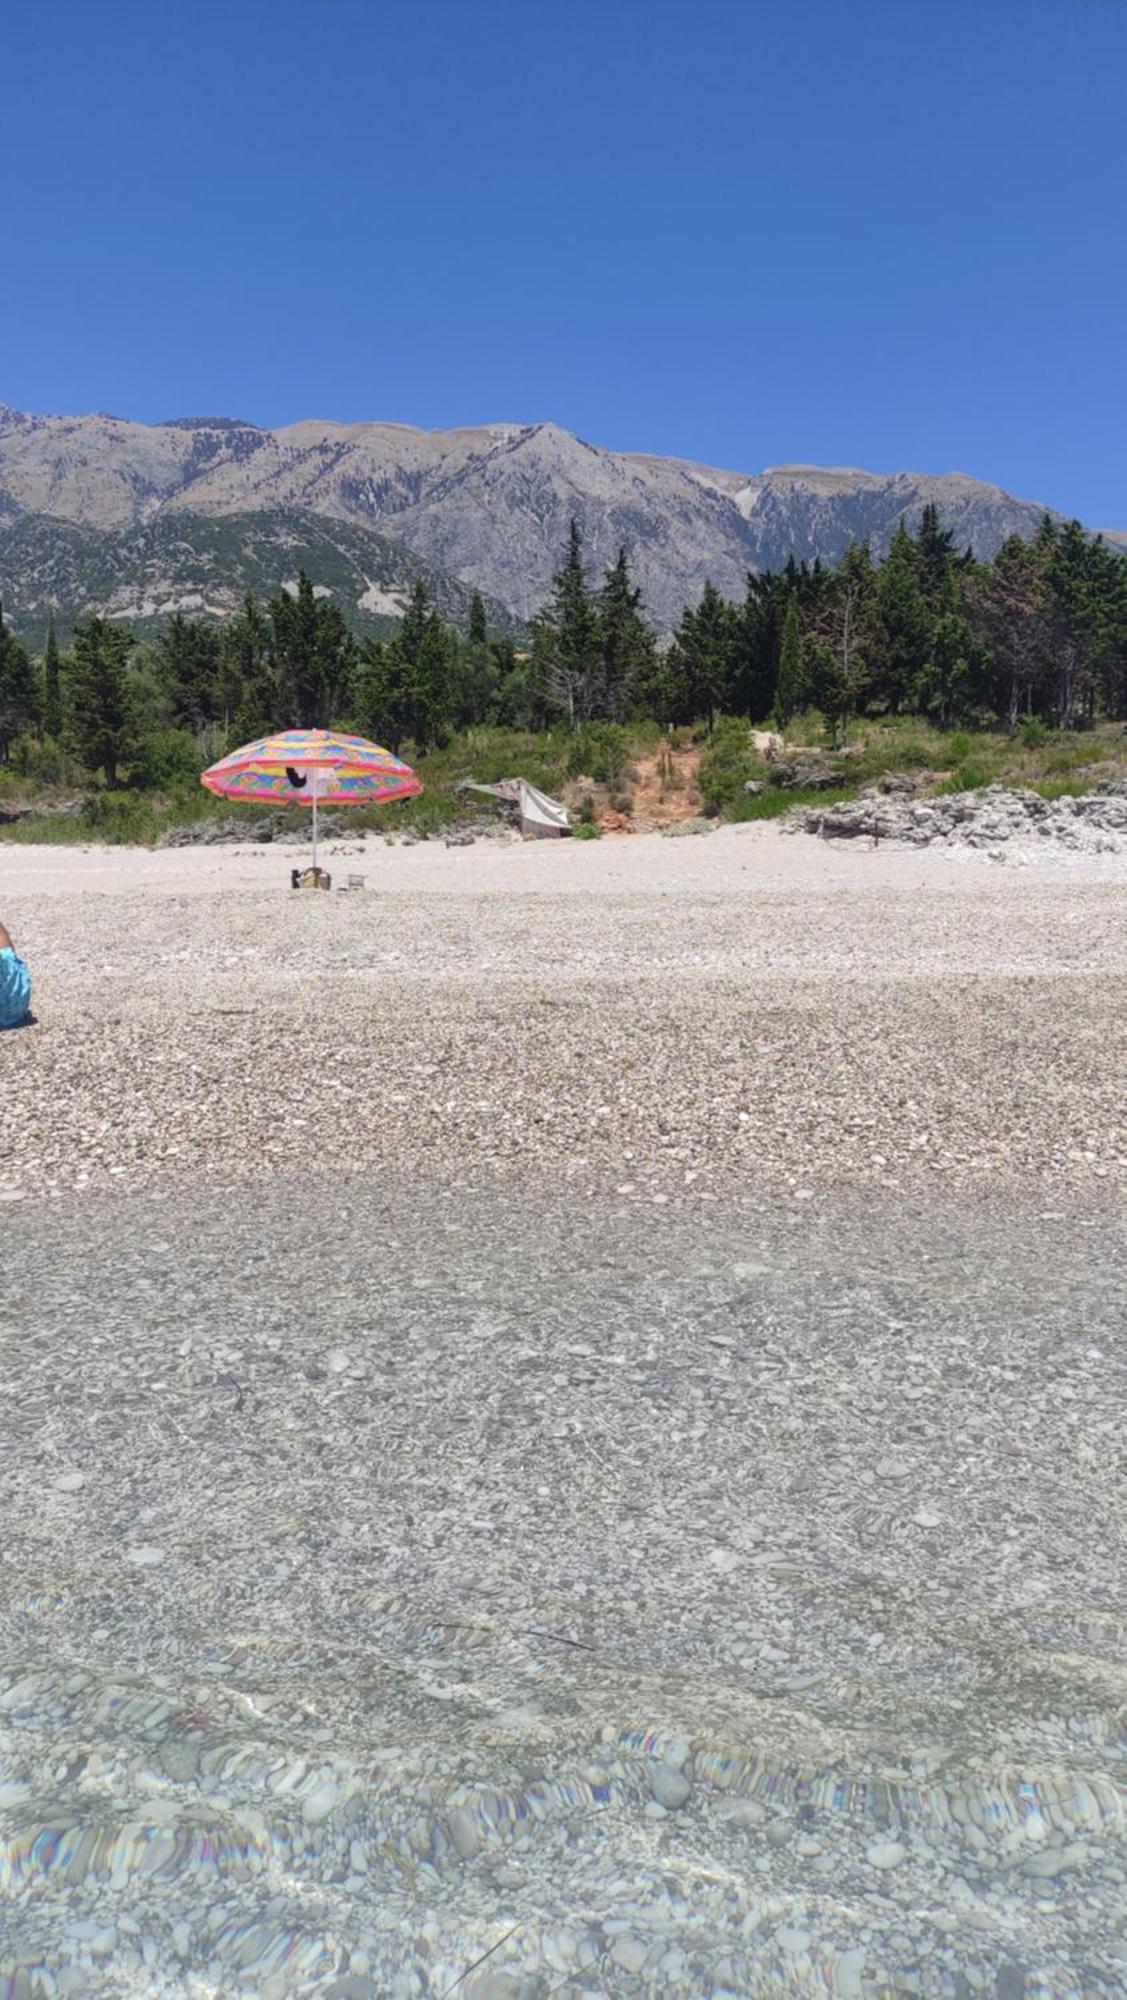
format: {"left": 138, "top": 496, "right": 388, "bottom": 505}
{"left": 201, "top": 729, "right": 421, "bottom": 871}
{"left": 201, "top": 728, "right": 421, "bottom": 807}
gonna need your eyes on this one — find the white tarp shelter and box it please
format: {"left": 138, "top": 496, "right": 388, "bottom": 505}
{"left": 459, "top": 778, "right": 572, "bottom": 839}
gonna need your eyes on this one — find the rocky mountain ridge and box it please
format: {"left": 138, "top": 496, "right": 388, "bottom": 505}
{"left": 0, "top": 401, "right": 1105, "bottom": 632}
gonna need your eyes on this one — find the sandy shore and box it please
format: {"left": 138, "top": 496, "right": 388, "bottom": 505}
{"left": 2, "top": 824, "right": 1125, "bottom": 1207}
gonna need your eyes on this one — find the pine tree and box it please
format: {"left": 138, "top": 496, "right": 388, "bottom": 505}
{"left": 450, "top": 591, "right": 498, "bottom": 728}
{"left": 156, "top": 613, "right": 222, "bottom": 730}
{"left": 805, "top": 544, "right": 874, "bottom": 743}
{"left": 729, "top": 577, "right": 778, "bottom": 722}
{"left": 1090, "top": 539, "right": 1127, "bottom": 722}
{"left": 67, "top": 616, "right": 135, "bottom": 784}
{"left": 357, "top": 637, "right": 396, "bottom": 745}
{"left": 802, "top": 637, "right": 848, "bottom": 744}
{"left": 269, "top": 572, "right": 355, "bottom": 729}
{"left": 42, "top": 616, "right": 63, "bottom": 740}
{"left": 964, "top": 538, "right": 1054, "bottom": 731}
{"left": 915, "top": 503, "right": 959, "bottom": 604}
{"left": 919, "top": 609, "right": 978, "bottom": 727}
{"left": 666, "top": 582, "right": 734, "bottom": 732}
{"left": 0, "top": 600, "right": 38, "bottom": 760}
{"left": 222, "top": 594, "right": 274, "bottom": 740}
{"left": 383, "top": 580, "right": 452, "bottom": 750}
{"left": 533, "top": 521, "right": 602, "bottom": 725}
{"left": 871, "top": 523, "right": 933, "bottom": 711}
{"left": 1039, "top": 517, "right": 1099, "bottom": 729}
{"left": 773, "top": 594, "right": 804, "bottom": 727}
{"left": 489, "top": 636, "right": 537, "bottom": 729}
{"left": 596, "top": 547, "right": 657, "bottom": 719}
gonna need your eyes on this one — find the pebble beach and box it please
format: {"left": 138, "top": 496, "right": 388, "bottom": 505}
{"left": 2, "top": 823, "right": 1125, "bottom": 1209}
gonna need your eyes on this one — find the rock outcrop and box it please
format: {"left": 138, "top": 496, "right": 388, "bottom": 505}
{"left": 789, "top": 783, "right": 1127, "bottom": 855}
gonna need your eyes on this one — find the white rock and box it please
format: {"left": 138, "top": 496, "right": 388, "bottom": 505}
{"left": 866, "top": 1838, "right": 908, "bottom": 1869}
{"left": 301, "top": 1778, "right": 340, "bottom": 1824}
{"left": 649, "top": 1761, "right": 692, "bottom": 1809}
{"left": 610, "top": 1935, "right": 649, "bottom": 1974}
{"left": 125, "top": 1544, "right": 166, "bottom": 1567}
{"left": 722, "top": 1798, "right": 766, "bottom": 1827}
{"left": 53, "top": 1470, "right": 86, "bottom": 1492}
{"left": 448, "top": 1806, "right": 484, "bottom": 1857}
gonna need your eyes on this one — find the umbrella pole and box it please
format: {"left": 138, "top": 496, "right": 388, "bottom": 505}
{"left": 312, "top": 794, "right": 318, "bottom": 876}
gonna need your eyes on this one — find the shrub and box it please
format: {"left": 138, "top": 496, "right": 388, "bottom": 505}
{"left": 698, "top": 716, "right": 758, "bottom": 815}
{"left": 1020, "top": 717, "right": 1048, "bottom": 749}
{"left": 565, "top": 722, "right": 631, "bottom": 786}
{"left": 80, "top": 791, "right": 166, "bottom": 842}
{"left": 946, "top": 730, "right": 974, "bottom": 764}
{"left": 7, "top": 734, "right": 85, "bottom": 786}
{"left": 891, "top": 738, "right": 932, "bottom": 769}
{"left": 130, "top": 728, "right": 205, "bottom": 789}
{"left": 786, "top": 709, "right": 826, "bottom": 745}
{"left": 941, "top": 759, "right": 993, "bottom": 794}
{"left": 1041, "top": 742, "right": 1092, "bottom": 775}
{"left": 572, "top": 821, "right": 602, "bottom": 840}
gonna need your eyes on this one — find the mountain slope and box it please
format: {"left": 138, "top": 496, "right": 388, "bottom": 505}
{"left": 0, "top": 402, "right": 1075, "bottom": 628}
{"left": 0, "top": 507, "right": 512, "bottom": 650}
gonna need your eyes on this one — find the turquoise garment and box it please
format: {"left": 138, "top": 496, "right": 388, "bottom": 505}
{"left": 0, "top": 946, "right": 31, "bottom": 1028}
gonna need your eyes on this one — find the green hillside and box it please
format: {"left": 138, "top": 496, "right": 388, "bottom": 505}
{"left": 0, "top": 507, "right": 515, "bottom": 650}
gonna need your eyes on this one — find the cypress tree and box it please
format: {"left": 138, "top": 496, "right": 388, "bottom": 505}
{"left": 43, "top": 616, "right": 63, "bottom": 740}
{"left": 450, "top": 591, "right": 498, "bottom": 728}
{"left": 773, "top": 594, "right": 804, "bottom": 727}
{"left": 467, "top": 591, "right": 488, "bottom": 648}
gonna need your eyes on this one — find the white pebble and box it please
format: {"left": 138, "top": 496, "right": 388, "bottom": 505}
{"left": 301, "top": 1778, "right": 340, "bottom": 1824}
{"left": 866, "top": 1838, "right": 908, "bottom": 1869}
{"left": 649, "top": 1761, "right": 692, "bottom": 1810}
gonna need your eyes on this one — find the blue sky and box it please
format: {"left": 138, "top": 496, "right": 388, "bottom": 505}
{"left": 4, "top": 0, "right": 1125, "bottom": 524}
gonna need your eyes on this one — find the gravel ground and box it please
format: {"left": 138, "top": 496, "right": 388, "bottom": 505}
{"left": 1, "top": 826, "right": 1124, "bottom": 1209}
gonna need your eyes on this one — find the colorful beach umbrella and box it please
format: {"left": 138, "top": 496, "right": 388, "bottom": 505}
{"left": 202, "top": 728, "right": 422, "bottom": 871}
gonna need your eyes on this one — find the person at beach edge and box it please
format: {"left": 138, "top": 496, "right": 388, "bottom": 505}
{"left": 0, "top": 921, "right": 32, "bottom": 1028}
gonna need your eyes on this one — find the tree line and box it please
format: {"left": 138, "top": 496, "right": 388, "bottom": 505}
{"left": 1, "top": 508, "right": 1125, "bottom": 784}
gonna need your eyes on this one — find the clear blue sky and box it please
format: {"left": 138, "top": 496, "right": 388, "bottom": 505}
{"left": 4, "top": 0, "right": 1125, "bottom": 524}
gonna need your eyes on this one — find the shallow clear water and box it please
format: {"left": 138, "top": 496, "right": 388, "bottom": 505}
{"left": 2, "top": 1184, "right": 1125, "bottom": 1997}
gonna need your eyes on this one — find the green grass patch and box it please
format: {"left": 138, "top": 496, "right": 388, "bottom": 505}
{"left": 726, "top": 783, "right": 860, "bottom": 821}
